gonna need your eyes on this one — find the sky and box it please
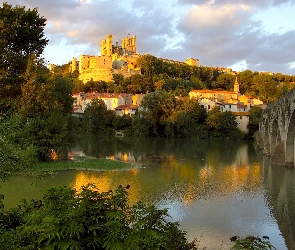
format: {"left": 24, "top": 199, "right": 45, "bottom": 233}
{"left": 7, "top": 0, "right": 295, "bottom": 75}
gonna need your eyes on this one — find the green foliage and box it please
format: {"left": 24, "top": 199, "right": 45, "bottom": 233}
{"left": 34, "top": 157, "right": 133, "bottom": 172}
{"left": 0, "top": 2, "right": 48, "bottom": 114}
{"left": 136, "top": 55, "right": 213, "bottom": 91}
{"left": 247, "top": 106, "right": 263, "bottom": 139}
{"left": 206, "top": 107, "right": 240, "bottom": 139}
{"left": 13, "top": 57, "right": 75, "bottom": 161}
{"left": 112, "top": 115, "right": 133, "bottom": 135}
{"left": 17, "top": 55, "right": 73, "bottom": 118}
{"left": 83, "top": 99, "right": 116, "bottom": 135}
{"left": 0, "top": 114, "right": 38, "bottom": 180}
{"left": 137, "top": 54, "right": 161, "bottom": 83}
{"left": 113, "top": 73, "right": 124, "bottom": 85}
{"left": 0, "top": 2, "right": 48, "bottom": 75}
{"left": 132, "top": 91, "right": 207, "bottom": 138}
{"left": 251, "top": 75, "right": 283, "bottom": 104}
{"left": 238, "top": 70, "right": 254, "bottom": 94}
{"left": 0, "top": 185, "right": 197, "bottom": 249}
{"left": 31, "top": 112, "right": 73, "bottom": 161}
{"left": 213, "top": 73, "right": 235, "bottom": 90}
{"left": 230, "top": 235, "right": 276, "bottom": 250}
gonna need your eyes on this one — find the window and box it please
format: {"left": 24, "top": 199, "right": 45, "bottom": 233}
{"left": 229, "top": 105, "right": 231, "bottom": 109}
{"left": 208, "top": 105, "right": 211, "bottom": 110}
{"left": 240, "top": 116, "right": 242, "bottom": 119}
{"left": 201, "top": 105, "right": 204, "bottom": 109}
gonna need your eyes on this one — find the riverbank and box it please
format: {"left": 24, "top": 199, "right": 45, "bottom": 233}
{"left": 28, "top": 157, "right": 135, "bottom": 175}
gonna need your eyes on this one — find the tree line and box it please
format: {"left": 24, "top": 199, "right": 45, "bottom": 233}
{"left": 79, "top": 91, "right": 262, "bottom": 141}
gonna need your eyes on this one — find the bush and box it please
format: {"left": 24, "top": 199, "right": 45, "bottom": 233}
{"left": 0, "top": 185, "right": 197, "bottom": 250}
{"left": 230, "top": 235, "right": 277, "bottom": 250}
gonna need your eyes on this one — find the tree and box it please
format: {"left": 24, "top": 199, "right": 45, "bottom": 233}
{"left": 0, "top": 2, "right": 48, "bottom": 75}
{"left": 113, "top": 73, "right": 124, "bottom": 85}
{"left": 122, "top": 74, "right": 153, "bottom": 94}
{"left": 238, "top": 70, "right": 254, "bottom": 94}
{"left": 206, "top": 106, "right": 223, "bottom": 131}
{"left": 15, "top": 56, "right": 75, "bottom": 161}
{"left": 247, "top": 106, "right": 263, "bottom": 139}
{"left": 206, "top": 107, "right": 239, "bottom": 138}
{"left": 251, "top": 75, "right": 282, "bottom": 104}
{"left": 178, "top": 97, "right": 207, "bottom": 124}
{"left": 0, "top": 114, "right": 37, "bottom": 180}
{"left": 132, "top": 91, "right": 177, "bottom": 137}
{"left": 18, "top": 56, "right": 74, "bottom": 118}
{"left": 137, "top": 54, "right": 161, "bottom": 84}
{"left": 230, "top": 235, "right": 276, "bottom": 250}
{"left": 213, "top": 74, "right": 235, "bottom": 90}
{"left": 83, "top": 99, "right": 115, "bottom": 135}
{"left": 0, "top": 2, "right": 48, "bottom": 113}
{"left": 0, "top": 185, "right": 198, "bottom": 249}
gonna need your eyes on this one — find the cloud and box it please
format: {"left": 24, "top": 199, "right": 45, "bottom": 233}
{"left": 175, "top": 1, "right": 295, "bottom": 74}
{"left": 4, "top": 0, "right": 295, "bottom": 74}
{"left": 182, "top": 3, "right": 251, "bottom": 30}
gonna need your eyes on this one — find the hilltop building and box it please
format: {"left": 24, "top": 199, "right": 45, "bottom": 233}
{"left": 70, "top": 34, "right": 141, "bottom": 83}
{"left": 70, "top": 34, "right": 200, "bottom": 84}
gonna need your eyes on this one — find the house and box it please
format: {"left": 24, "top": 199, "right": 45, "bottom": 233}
{"left": 115, "top": 105, "right": 139, "bottom": 116}
{"left": 72, "top": 106, "right": 84, "bottom": 118}
{"left": 198, "top": 98, "right": 220, "bottom": 111}
{"left": 233, "top": 112, "right": 250, "bottom": 132}
{"left": 81, "top": 92, "right": 132, "bottom": 111}
{"left": 189, "top": 89, "right": 239, "bottom": 102}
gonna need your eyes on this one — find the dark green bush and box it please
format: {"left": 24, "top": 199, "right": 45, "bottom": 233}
{"left": 0, "top": 185, "right": 197, "bottom": 250}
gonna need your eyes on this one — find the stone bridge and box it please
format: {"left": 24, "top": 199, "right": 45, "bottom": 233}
{"left": 256, "top": 87, "right": 295, "bottom": 166}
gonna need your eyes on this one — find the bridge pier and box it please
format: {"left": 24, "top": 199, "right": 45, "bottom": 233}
{"left": 257, "top": 87, "right": 295, "bottom": 167}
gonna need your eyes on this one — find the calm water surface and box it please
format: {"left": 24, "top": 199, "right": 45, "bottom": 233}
{"left": 1, "top": 137, "right": 294, "bottom": 249}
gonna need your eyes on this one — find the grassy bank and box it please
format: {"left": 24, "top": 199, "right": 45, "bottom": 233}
{"left": 32, "top": 157, "right": 134, "bottom": 174}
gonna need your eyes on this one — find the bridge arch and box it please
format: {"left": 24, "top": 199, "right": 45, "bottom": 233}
{"left": 285, "top": 110, "right": 295, "bottom": 166}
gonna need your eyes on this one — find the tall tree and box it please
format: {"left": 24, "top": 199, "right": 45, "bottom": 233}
{"left": 0, "top": 2, "right": 48, "bottom": 113}
{"left": 213, "top": 74, "right": 235, "bottom": 90}
{"left": 16, "top": 56, "right": 74, "bottom": 161}
{"left": 247, "top": 106, "right": 263, "bottom": 139}
{"left": 0, "top": 2, "right": 48, "bottom": 75}
{"left": 83, "top": 99, "right": 115, "bottom": 135}
{"left": 238, "top": 70, "right": 254, "bottom": 94}
{"left": 251, "top": 75, "right": 282, "bottom": 104}
{"left": 206, "top": 107, "right": 238, "bottom": 138}
{"left": 137, "top": 54, "right": 161, "bottom": 84}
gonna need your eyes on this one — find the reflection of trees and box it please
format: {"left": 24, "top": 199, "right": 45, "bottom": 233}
{"left": 260, "top": 155, "right": 295, "bottom": 250}
{"left": 70, "top": 137, "right": 262, "bottom": 206}
{"left": 71, "top": 136, "right": 256, "bottom": 162}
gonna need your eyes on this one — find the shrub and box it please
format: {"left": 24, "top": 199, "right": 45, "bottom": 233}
{"left": 0, "top": 185, "right": 197, "bottom": 249}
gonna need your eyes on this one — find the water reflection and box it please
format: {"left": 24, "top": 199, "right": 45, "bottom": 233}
{"left": 0, "top": 137, "right": 289, "bottom": 249}
{"left": 260, "top": 154, "right": 295, "bottom": 250}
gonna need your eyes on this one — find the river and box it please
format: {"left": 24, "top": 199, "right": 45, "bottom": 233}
{"left": 0, "top": 136, "right": 294, "bottom": 249}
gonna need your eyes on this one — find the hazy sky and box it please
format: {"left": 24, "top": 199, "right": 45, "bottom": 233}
{"left": 7, "top": 0, "right": 295, "bottom": 74}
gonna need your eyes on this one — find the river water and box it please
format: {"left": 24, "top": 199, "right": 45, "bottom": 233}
{"left": 1, "top": 136, "right": 294, "bottom": 249}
